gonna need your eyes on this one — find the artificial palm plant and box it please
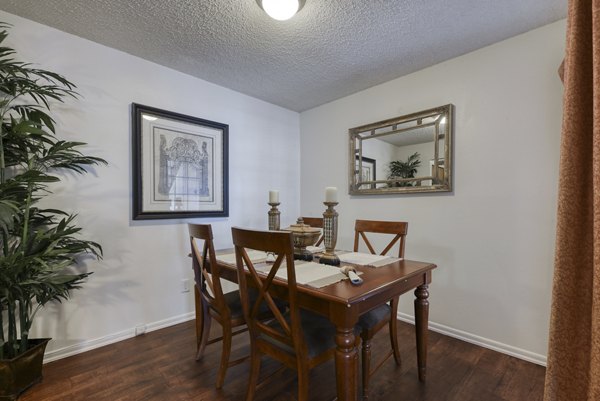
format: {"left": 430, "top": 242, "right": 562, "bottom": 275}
{"left": 0, "top": 22, "right": 106, "bottom": 361}
{"left": 387, "top": 152, "right": 421, "bottom": 187}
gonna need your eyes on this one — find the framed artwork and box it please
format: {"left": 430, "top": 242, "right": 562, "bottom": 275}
{"left": 132, "top": 103, "right": 228, "bottom": 220}
{"left": 355, "top": 156, "right": 376, "bottom": 189}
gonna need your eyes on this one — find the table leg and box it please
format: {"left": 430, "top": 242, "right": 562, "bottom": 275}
{"left": 335, "top": 326, "right": 358, "bottom": 401}
{"left": 414, "top": 284, "right": 429, "bottom": 382}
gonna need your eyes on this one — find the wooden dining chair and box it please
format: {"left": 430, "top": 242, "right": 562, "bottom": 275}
{"left": 231, "top": 227, "right": 338, "bottom": 401}
{"left": 354, "top": 219, "right": 408, "bottom": 399}
{"left": 189, "top": 223, "right": 251, "bottom": 389}
{"left": 300, "top": 216, "right": 324, "bottom": 247}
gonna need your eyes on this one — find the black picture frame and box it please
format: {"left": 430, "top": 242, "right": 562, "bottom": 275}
{"left": 355, "top": 156, "right": 376, "bottom": 189}
{"left": 132, "top": 103, "right": 229, "bottom": 220}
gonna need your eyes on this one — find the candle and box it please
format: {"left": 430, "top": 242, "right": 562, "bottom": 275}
{"left": 269, "top": 190, "right": 279, "bottom": 203}
{"left": 325, "top": 187, "right": 338, "bottom": 203}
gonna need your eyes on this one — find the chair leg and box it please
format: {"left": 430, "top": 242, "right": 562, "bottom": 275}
{"left": 196, "top": 304, "right": 212, "bottom": 360}
{"left": 297, "top": 361, "right": 309, "bottom": 401}
{"left": 194, "top": 286, "right": 203, "bottom": 354}
{"left": 215, "top": 323, "right": 232, "bottom": 389}
{"left": 389, "top": 297, "right": 401, "bottom": 366}
{"left": 362, "top": 335, "right": 371, "bottom": 400}
{"left": 245, "top": 344, "right": 261, "bottom": 401}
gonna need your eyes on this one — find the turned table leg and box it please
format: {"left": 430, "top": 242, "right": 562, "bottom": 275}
{"left": 335, "top": 325, "right": 358, "bottom": 401}
{"left": 414, "top": 284, "right": 429, "bottom": 382}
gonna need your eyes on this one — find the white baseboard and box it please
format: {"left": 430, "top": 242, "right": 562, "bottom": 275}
{"left": 43, "top": 310, "right": 547, "bottom": 367}
{"left": 43, "top": 312, "right": 195, "bottom": 363}
{"left": 397, "top": 312, "right": 547, "bottom": 366}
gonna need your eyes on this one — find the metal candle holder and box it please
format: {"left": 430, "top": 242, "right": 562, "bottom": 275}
{"left": 319, "top": 201, "right": 340, "bottom": 266}
{"left": 268, "top": 202, "right": 281, "bottom": 231}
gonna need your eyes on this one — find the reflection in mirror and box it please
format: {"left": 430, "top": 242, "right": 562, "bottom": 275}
{"left": 349, "top": 104, "right": 453, "bottom": 194}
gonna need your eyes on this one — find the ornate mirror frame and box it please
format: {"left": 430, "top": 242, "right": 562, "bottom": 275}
{"left": 349, "top": 104, "right": 454, "bottom": 195}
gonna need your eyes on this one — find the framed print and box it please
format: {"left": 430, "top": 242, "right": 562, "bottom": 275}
{"left": 132, "top": 103, "right": 228, "bottom": 220}
{"left": 355, "top": 156, "right": 376, "bottom": 189}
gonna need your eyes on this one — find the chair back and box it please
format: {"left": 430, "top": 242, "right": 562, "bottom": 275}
{"left": 300, "top": 217, "right": 324, "bottom": 247}
{"left": 353, "top": 220, "right": 408, "bottom": 258}
{"left": 231, "top": 227, "right": 306, "bottom": 356}
{"left": 189, "top": 224, "right": 229, "bottom": 317}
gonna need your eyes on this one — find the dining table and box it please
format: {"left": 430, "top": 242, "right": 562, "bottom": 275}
{"left": 194, "top": 250, "right": 436, "bottom": 401}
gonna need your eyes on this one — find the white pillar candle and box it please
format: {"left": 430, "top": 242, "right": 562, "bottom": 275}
{"left": 325, "top": 187, "right": 338, "bottom": 203}
{"left": 269, "top": 190, "right": 279, "bottom": 203}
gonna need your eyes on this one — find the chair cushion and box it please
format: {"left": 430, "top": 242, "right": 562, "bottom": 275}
{"left": 357, "top": 304, "right": 391, "bottom": 331}
{"left": 297, "top": 309, "right": 338, "bottom": 357}
{"left": 223, "top": 289, "right": 286, "bottom": 319}
{"left": 259, "top": 309, "right": 340, "bottom": 358}
{"left": 222, "top": 290, "right": 246, "bottom": 319}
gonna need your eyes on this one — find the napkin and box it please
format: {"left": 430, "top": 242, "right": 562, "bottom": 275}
{"left": 337, "top": 252, "right": 400, "bottom": 267}
{"left": 306, "top": 246, "right": 325, "bottom": 254}
{"left": 275, "top": 261, "right": 345, "bottom": 288}
{"left": 216, "top": 250, "right": 268, "bottom": 266}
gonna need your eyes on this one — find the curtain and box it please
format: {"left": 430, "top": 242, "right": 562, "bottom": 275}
{"left": 544, "top": 1, "right": 600, "bottom": 400}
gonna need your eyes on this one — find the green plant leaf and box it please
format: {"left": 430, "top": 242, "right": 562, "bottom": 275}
{"left": 0, "top": 22, "right": 105, "bottom": 357}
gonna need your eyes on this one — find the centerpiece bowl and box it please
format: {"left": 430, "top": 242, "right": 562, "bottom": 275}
{"left": 282, "top": 218, "right": 321, "bottom": 261}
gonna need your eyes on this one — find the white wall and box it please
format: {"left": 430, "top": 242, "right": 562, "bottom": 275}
{"left": 0, "top": 11, "right": 301, "bottom": 360}
{"left": 300, "top": 20, "right": 565, "bottom": 364}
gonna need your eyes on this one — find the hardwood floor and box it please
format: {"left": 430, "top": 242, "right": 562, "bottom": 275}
{"left": 21, "top": 320, "right": 545, "bottom": 400}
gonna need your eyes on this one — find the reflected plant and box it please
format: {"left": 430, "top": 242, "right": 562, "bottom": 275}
{"left": 387, "top": 152, "right": 421, "bottom": 187}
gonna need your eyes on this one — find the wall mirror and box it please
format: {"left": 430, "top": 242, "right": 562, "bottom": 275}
{"left": 349, "top": 104, "right": 453, "bottom": 195}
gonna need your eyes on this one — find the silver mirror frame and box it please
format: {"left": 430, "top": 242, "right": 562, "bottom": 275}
{"left": 349, "top": 104, "right": 454, "bottom": 195}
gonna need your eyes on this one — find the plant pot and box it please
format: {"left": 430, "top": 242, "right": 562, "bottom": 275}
{"left": 0, "top": 338, "right": 50, "bottom": 401}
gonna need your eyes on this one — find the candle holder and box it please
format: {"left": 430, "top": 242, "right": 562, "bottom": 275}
{"left": 319, "top": 201, "right": 340, "bottom": 266}
{"left": 268, "top": 202, "right": 281, "bottom": 231}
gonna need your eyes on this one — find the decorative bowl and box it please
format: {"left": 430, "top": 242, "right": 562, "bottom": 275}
{"left": 282, "top": 218, "right": 321, "bottom": 261}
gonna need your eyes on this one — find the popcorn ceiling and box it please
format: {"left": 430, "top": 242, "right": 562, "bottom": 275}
{"left": 0, "top": 0, "right": 566, "bottom": 111}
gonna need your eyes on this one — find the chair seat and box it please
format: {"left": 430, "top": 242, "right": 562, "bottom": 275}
{"left": 357, "top": 303, "right": 391, "bottom": 331}
{"left": 222, "top": 289, "right": 286, "bottom": 319}
{"left": 222, "top": 290, "right": 246, "bottom": 319}
{"left": 260, "top": 309, "right": 341, "bottom": 358}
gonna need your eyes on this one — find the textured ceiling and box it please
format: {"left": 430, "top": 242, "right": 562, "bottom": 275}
{"left": 0, "top": 0, "right": 567, "bottom": 112}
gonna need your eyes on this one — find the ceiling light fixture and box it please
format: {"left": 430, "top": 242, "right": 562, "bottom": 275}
{"left": 257, "top": 0, "right": 306, "bottom": 21}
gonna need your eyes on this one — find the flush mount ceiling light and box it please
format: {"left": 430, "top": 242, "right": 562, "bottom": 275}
{"left": 257, "top": 0, "right": 306, "bottom": 21}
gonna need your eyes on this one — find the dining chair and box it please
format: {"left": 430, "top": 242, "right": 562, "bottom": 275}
{"left": 189, "top": 223, "right": 251, "bottom": 389}
{"left": 300, "top": 216, "right": 324, "bottom": 247}
{"left": 231, "top": 227, "right": 338, "bottom": 401}
{"left": 354, "top": 219, "right": 408, "bottom": 399}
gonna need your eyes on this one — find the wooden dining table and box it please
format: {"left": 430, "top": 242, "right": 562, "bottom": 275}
{"left": 195, "top": 252, "right": 436, "bottom": 401}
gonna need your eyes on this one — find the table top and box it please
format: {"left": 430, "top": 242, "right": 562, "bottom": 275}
{"left": 215, "top": 249, "right": 436, "bottom": 307}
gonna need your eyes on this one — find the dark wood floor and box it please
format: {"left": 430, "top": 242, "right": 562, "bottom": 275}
{"left": 21, "top": 320, "right": 546, "bottom": 400}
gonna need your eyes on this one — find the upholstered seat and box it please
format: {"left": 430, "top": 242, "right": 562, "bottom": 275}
{"left": 220, "top": 290, "right": 246, "bottom": 319}
{"left": 358, "top": 304, "right": 392, "bottom": 331}
{"left": 222, "top": 288, "right": 285, "bottom": 321}
{"left": 260, "top": 309, "right": 339, "bottom": 358}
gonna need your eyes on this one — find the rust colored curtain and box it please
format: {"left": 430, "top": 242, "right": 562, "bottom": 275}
{"left": 544, "top": 1, "right": 600, "bottom": 400}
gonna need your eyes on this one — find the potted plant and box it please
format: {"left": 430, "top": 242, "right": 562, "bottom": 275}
{"left": 0, "top": 23, "right": 106, "bottom": 399}
{"left": 387, "top": 152, "right": 421, "bottom": 187}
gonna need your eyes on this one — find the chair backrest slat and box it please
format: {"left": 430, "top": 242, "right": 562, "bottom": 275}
{"left": 189, "top": 224, "right": 227, "bottom": 315}
{"left": 239, "top": 248, "right": 291, "bottom": 337}
{"left": 354, "top": 220, "right": 408, "bottom": 258}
